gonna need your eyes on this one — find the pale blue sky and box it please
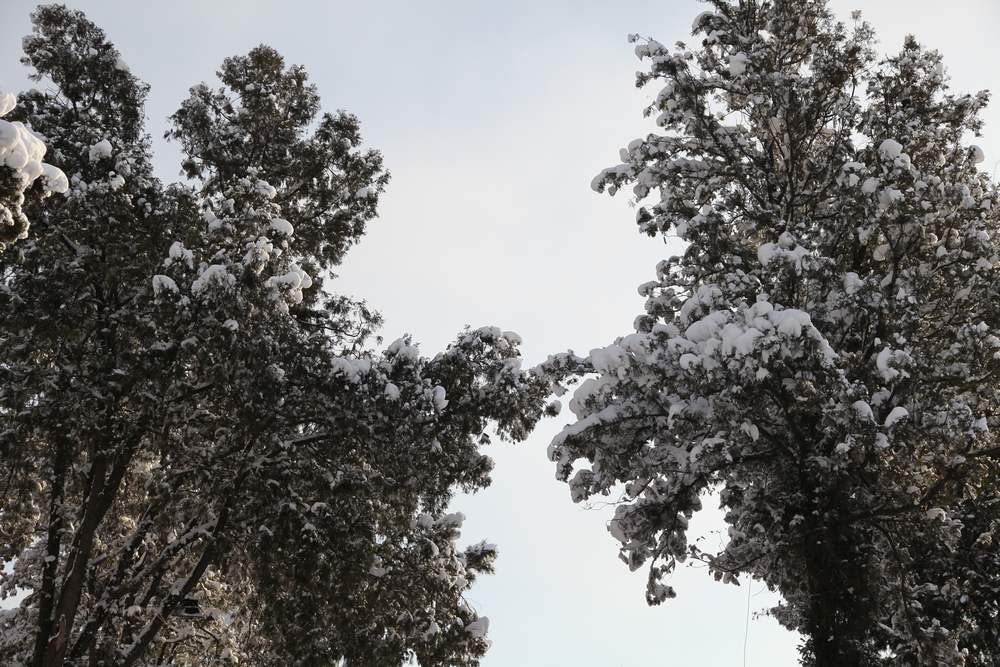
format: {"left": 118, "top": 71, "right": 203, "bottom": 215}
{"left": 2, "top": 1, "right": 997, "bottom": 664}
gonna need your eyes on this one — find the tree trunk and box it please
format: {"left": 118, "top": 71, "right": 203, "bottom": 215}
{"left": 802, "top": 519, "right": 873, "bottom": 667}
{"left": 38, "top": 449, "right": 130, "bottom": 666}
{"left": 30, "top": 440, "right": 68, "bottom": 667}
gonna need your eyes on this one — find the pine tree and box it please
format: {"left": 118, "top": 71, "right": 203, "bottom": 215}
{"left": 543, "top": 1, "right": 999, "bottom": 664}
{"left": 0, "top": 6, "right": 548, "bottom": 666}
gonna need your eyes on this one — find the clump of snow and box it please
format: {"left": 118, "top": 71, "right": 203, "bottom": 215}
{"left": 876, "top": 348, "right": 896, "bottom": 380}
{"left": 1, "top": 119, "right": 46, "bottom": 181}
{"left": 729, "top": 52, "right": 748, "bottom": 76}
{"left": 590, "top": 343, "right": 629, "bottom": 373}
{"left": 678, "top": 353, "right": 699, "bottom": 370}
{"left": 242, "top": 237, "right": 275, "bottom": 272}
{"left": 970, "top": 145, "right": 985, "bottom": 164}
{"left": 872, "top": 243, "right": 891, "bottom": 262}
{"left": 0, "top": 94, "right": 69, "bottom": 244}
{"left": 568, "top": 377, "right": 610, "bottom": 418}
{"left": 108, "top": 174, "right": 125, "bottom": 191}
{"left": 384, "top": 382, "right": 401, "bottom": 400}
{"left": 151, "top": 275, "right": 178, "bottom": 296}
{"left": 757, "top": 243, "right": 778, "bottom": 266}
{"left": 609, "top": 505, "right": 632, "bottom": 542}
{"left": 165, "top": 241, "right": 194, "bottom": 269}
{"left": 591, "top": 166, "right": 620, "bottom": 193}
{"left": 871, "top": 389, "right": 891, "bottom": 407}
{"left": 691, "top": 10, "right": 714, "bottom": 33}
{"left": 843, "top": 272, "right": 863, "bottom": 295}
{"left": 264, "top": 264, "right": 313, "bottom": 307}
{"left": 0, "top": 91, "right": 15, "bottom": 117}
{"left": 255, "top": 179, "right": 277, "bottom": 199}
{"left": 330, "top": 356, "right": 372, "bottom": 383}
{"left": 387, "top": 337, "right": 421, "bottom": 362}
{"left": 926, "top": 507, "right": 947, "bottom": 522}
{"left": 878, "top": 139, "right": 903, "bottom": 161}
{"left": 203, "top": 209, "right": 223, "bottom": 232}
{"left": 432, "top": 385, "right": 449, "bottom": 411}
{"left": 40, "top": 162, "right": 68, "bottom": 194}
{"left": 875, "top": 347, "right": 910, "bottom": 382}
{"left": 643, "top": 298, "right": 836, "bottom": 383}
{"left": 502, "top": 330, "right": 523, "bottom": 345}
{"left": 877, "top": 187, "right": 903, "bottom": 210}
{"left": 465, "top": 617, "right": 490, "bottom": 639}
{"left": 720, "top": 323, "right": 763, "bottom": 356}
{"left": 191, "top": 264, "right": 235, "bottom": 296}
{"left": 685, "top": 311, "right": 729, "bottom": 343}
{"left": 466, "top": 540, "right": 497, "bottom": 557}
{"left": 852, "top": 400, "right": 874, "bottom": 422}
{"left": 269, "top": 217, "right": 294, "bottom": 236}
{"left": 633, "top": 39, "right": 666, "bottom": 61}
{"left": 883, "top": 406, "right": 909, "bottom": 429}
{"left": 0, "top": 121, "right": 20, "bottom": 153}
{"left": 88, "top": 139, "right": 113, "bottom": 162}
{"left": 758, "top": 239, "right": 809, "bottom": 271}
{"left": 770, "top": 308, "right": 812, "bottom": 337}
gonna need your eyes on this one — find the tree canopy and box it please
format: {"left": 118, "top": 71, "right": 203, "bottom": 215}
{"left": 544, "top": 1, "right": 1000, "bottom": 664}
{"left": 0, "top": 5, "right": 548, "bottom": 665}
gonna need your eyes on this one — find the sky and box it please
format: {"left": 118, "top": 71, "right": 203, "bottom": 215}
{"left": 2, "top": 1, "right": 998, "bottom": 665}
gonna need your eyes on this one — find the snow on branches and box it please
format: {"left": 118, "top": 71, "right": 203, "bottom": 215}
{"left": 0, "top": 7, "right": 547, "bottom": 667}
{"left": 0, "top": 89, "right": 67, "bottom": 248}
{"left": 549, "top": 1, "right": 1000, "bottom": 664}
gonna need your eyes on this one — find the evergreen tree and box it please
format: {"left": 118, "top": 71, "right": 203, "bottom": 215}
{"left": 543, "top": 1, "right": 999, "bottom": 664}
{"left": 0, "top": 6, "right": 547, "bottom": 666}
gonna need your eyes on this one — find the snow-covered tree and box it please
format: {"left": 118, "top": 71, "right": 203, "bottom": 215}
{"left": 544, "top": 1, "right": 1000, "bottom": 664}
{"left": 0, "top": 6, "right": 547, "bottom": 666}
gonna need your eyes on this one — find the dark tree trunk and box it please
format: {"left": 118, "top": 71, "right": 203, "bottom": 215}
{"left": 801, "top": 518, "right": 874, "bottom": 667}
{"left": 38, "top": 448, "right": 130, "bottom": 666}
{"left": 30, "top": 440, "right": 68, "bottom": 667}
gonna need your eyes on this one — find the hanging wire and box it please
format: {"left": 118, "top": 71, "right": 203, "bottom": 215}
{"left": 743, "top": 576, "right": 752, "bottom": 667}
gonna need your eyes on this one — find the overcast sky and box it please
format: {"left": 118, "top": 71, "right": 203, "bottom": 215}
{"left": 2, "top": 1, "right": 998, "bottom": 664}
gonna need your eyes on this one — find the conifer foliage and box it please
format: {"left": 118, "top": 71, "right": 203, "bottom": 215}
{"left": 0, "top": 6, "right": 547, "bottom": 666}
{"left": 545, "top": 1, "right": 1000, "bottom": 664}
